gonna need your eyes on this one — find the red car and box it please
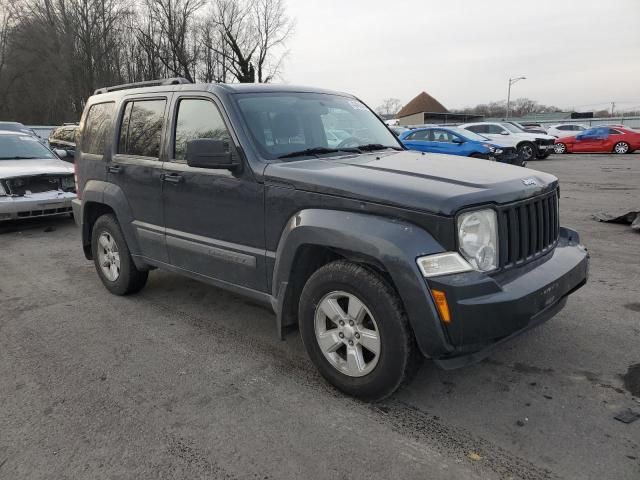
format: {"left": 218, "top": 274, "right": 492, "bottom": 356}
{"left": 554, "top": 126, "right": 640, "bottom": 154}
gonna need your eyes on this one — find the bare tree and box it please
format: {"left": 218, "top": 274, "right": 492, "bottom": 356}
{"left": 140, "top": 0, "right": 206, "bottom": 82}
{"left": 252, "top": 0, "right": 294, "bottom": 83}
{"left": 376, "top": 98, "right": 403, "bottom": 117}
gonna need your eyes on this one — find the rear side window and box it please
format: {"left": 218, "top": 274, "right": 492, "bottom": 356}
{"left": 118, "top": 99, "right": 166, "bottom": 158}
{"left": 173, "top": 98, "right": 231, "bottom": 161}
{"left": 83, "top": 102, "right": 115, "bottom": 155}
{"left": 467, "top": 125, "right": 486, "bottom": 134}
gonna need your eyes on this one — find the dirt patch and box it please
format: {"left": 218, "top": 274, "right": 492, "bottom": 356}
{"left": 513, "top": 363, "right": 554, "bottom": 375}
{"left": 624, "top": 303, "right": 640, "bottom": 313}
{"left": 622, "top": 364, "right": 640, "bottom": 397}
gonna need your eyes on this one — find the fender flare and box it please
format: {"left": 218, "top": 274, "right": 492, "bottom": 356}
{"left": 272, "top": 209, "right": 454, "bottom": 358}
{"left": 79, "top": 180, "right": 144, "bottom": 266}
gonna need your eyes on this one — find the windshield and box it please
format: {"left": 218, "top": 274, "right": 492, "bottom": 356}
{"left": 235, "top": 92, "right": 402, "bottom": 160}
{"left": 503, "top": 123, "right": 524, "bottom": 133}
{"left": 447, "top": 127, "right": 489, "bottom": 142}
{"left": 0, "top": 134, "right": 56, "bottom": 160}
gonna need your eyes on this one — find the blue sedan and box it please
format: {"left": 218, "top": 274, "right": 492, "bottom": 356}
{"left": 399, "top": 126, "right": 523, "bottom": 165}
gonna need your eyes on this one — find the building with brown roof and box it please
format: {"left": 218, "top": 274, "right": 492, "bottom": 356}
{"left": 397, "top": 91, "right": 483, "bottom": 126}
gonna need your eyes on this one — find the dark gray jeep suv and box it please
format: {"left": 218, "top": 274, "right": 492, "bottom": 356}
{"left": 73, "top": 78, "right": 588, "bottom": 400}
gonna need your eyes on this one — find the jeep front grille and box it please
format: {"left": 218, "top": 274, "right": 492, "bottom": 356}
{"left": 498, "top": 189, "right": 559, "bottom": 268}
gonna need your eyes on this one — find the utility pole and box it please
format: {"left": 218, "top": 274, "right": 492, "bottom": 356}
{"left": 506, "top": 76, "right": 526, "bottom": 119}
{"left": 610, "top": 102, "right": 615, "bottom": 117}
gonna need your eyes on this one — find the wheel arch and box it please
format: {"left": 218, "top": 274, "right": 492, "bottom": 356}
{"left": 271, "top": 209, "right": 454, "bottom": 358}
{"left": 79, "top": 180, "right": 144, "bottom": 268}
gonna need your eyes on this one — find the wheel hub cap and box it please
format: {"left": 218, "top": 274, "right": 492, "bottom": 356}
{"left": 314, "top": 291, "right": 381, "bottom": 377}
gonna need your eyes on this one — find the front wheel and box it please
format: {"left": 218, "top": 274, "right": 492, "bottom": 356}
{"left": 613, "top": 141, "right": 630, "bottom": 154}
{"left": 554, "top": 143, "right": 567, "bottom": 154}
{"left": 299, "top": 261, "right": 421, "bottom": 401}
{"left": 91, "top": 214, "right": 148, "bottom": 295}
{"left": 518, "top": 142, "right": 537, "bottom": 162}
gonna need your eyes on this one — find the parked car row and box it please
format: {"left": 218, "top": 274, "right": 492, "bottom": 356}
{"left": 394, "top": 121, "right": 556, "bottom": 163}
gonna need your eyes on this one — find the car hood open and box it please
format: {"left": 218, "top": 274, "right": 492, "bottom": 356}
{"left": 264, "top": 150, "right": 558, "bottom": 216}
{"left": 0, "top": 158, "right": 74, "bottom": 179}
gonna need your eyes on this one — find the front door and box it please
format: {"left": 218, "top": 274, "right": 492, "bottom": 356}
{"left": 162, "top": 95, "right": 266, "bottom": 292}
{"left": 108, "top": 95, "right": 170, "bottom": 263}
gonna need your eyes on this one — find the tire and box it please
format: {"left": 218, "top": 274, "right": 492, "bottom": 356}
{"left": 91, "top": 213, "right": 148, "bottom": 295}
{"left": 517, "top": 142, "right": 537, "bottom": 162}
{"left": 298, "top": 260, "right": 421, "bottom": 401}
{"left": 554, "top": 143, "right": 567, "bottom": 154}
{"left": 613, "top": 141, "right": 630, "bottom": 154}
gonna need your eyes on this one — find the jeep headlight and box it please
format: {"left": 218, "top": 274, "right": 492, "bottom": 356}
{"left": 457, "top": 209, "right": 498, "bottom": 271}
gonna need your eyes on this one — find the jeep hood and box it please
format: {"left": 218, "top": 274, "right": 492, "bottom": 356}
{"left": 264, "top": 150, "right": 558, "bottom": 216}
{"left": 0, "top": 158, "right": 73, "bottom": 179}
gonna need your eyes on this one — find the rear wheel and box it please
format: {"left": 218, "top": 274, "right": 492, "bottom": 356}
{"left": 518, "top": 142, "right": 537, "bottom": 162}
{"left": 554, "top": 143, "right": 567, "bottom": 154}
{"left": 299, "top": 261, "right": 421, "bottom": 401}
{"left": 613, "top": 141, "right": 630, "bottom": 154}
{"left": 91, "top": 214, "right": 148, "bottom": 295}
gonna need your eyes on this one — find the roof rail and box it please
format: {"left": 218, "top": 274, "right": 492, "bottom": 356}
{"left": 93, "top": 77, "right": 192, "bottom": 95}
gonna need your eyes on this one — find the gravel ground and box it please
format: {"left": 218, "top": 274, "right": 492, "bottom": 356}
{"left": 1, "top": 153, "right": 639, "bottom": 480}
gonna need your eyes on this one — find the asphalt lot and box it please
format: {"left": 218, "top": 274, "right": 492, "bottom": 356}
{"left": 1, "top": 153, "right": 639, "bottom": 480}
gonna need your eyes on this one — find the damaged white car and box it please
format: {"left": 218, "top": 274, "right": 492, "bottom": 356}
{"left": 0, "top": 130, "right": 76, "bottom": 221}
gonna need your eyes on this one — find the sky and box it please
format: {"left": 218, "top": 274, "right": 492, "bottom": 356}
{"left": 283, "top": 0, "right": 640, "bottom": 112}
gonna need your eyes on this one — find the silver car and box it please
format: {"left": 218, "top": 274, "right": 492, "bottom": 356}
{"left": 0, "top": 130, "right": 76, "bottom": 221}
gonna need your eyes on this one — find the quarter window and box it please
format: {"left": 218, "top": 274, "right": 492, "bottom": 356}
{"left": 118, "top": 99, "right": 166, "bottom": 158}
{"left": 82, "top": 102, "right": 115, "bottom": 155}
{"left": 173, "top": 98, "right": 231, "bottom": 161}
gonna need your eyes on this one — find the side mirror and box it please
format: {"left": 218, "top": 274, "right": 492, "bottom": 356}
{"left": 575, "top": 134, "right": 584, "bottom": 140}
{"left": 500, "top": 131, "right": 509, "bottom": 135}
{"left": 452, "top": 137, "right": 464, "bottom": 144}
{"left": 186, "top": 139, "right": 239, "bottom": 170}
{"left": 54, "top": 148, "right": 67, "bottom": 158}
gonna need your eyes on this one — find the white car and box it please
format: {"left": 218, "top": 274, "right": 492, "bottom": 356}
{"left": 0, "top": 130, "right": 76, "bottom": 221}
{"left": 547, "top": 124, "right": 587, "bottom": 138}
{"left": 459, "top": 122, "right": 557, "bottom": 161}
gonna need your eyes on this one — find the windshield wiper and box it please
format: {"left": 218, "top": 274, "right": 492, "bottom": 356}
{"left": 277, "top": 147, "right": 360, "bottom": 159}
{"left": 355, "top": 144, "right": 403, "bottom": 151}
{"left": 0, "top": 156, "right": 41, "bottom": 159}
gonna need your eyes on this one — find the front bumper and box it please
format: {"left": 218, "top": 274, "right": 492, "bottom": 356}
{"left": 494, "top": 148, "right": 522, "bottom": 166}
{"left": 0, "top": 191, "right": 76, "bottom": 221}
{"left": 427, "top": 227, "right": 588, "bottom": 368}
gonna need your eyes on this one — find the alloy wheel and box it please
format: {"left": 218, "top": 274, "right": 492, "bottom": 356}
{"left": 554, "top": 143, "right": 566, "bottom": 154}
{"left": 97, "top": 231, "right": 121, "bottom": 281}
{"left": 614, "top": 142, "right": 629, "bottom": 154}
{"left": 521, "top": 144, "right": 534, "bottom": 161}
{"left": 314, "top": 291, "right": 381, "bottom": 377}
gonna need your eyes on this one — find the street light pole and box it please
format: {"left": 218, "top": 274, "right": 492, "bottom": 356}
{"left": 506, "top": 76, "right": 526, "bottom": 119}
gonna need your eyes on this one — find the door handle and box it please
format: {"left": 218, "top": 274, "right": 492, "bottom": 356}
{"left": 162, "top": 173, "right": 183, "bottom": 184}
{"left": 106, "top": 164, "right": 122, "bottom": 174}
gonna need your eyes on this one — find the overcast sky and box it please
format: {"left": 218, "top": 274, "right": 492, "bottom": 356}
{"left": 283, "top": 0, "right": 640, "bottom": 112}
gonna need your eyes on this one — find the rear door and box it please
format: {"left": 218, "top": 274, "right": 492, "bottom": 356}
{"left": 162, "top": 94, "right": 266, "bottom": 291}
{"left": 108, "top": 94, "right": 170, "bottom": 262}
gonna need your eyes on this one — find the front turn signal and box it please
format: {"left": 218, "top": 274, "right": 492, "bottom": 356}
{"left": 431, "top": 289, "right": 451, "bottom": 324}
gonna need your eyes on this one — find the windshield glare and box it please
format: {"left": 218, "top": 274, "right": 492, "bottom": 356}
{"left": 235, "top": 93, "right": 402, "bottom": 160}
{"left": 0, "top": 134, "right": 56, "bottom": 160}
{"left": 503, "top": 123, "right": 524, "bottom": 133}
